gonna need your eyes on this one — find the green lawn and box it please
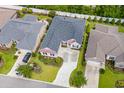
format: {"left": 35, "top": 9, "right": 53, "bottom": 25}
{"left": 99, "top": 67, "right": 124, "bottom": 88}
{"left": 36, "top": 14, "right": 52, "bottom": 20}
{"left": 0, "top": 48, "right": 16, "bottom": 74}
{"left": 30, "top": 56, "right": 61, "bottom": 82}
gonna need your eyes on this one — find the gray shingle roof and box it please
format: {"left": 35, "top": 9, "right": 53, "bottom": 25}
{"left": 41, "top": 16, "right": 86, "bottom": 52}
{"left": 0, "top": 15, "right": 44, "bottom": 50}
{"left": 85, "top": 24, "right": 124, "bottom": 68}
{"left": 23, "top": 15, "right": 37, "bottom": 22}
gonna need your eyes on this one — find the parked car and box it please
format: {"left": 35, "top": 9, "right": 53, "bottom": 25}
{"left": 22, "top": 52, "right": 32, "bottom": 63}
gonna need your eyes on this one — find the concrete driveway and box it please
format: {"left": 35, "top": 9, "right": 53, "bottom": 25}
{"left": 8, "top": 49, "right": 31, "bottom": 77}
{"left": 83, "top": 63, "right": 100, "bottom": 88}
{"left": 53, "top": 47, "right": 79, "bottom": 87}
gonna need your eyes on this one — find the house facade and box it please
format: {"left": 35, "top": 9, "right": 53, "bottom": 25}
{"left": 0, "top": 15, "right": 48, "bottom": 52}
{"left": 40, "top": 16, "right": 86, "bottom": 57}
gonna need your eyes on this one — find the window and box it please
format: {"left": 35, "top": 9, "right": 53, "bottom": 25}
{"left": 106, "top": 55, "right": 116, "bottom": 61}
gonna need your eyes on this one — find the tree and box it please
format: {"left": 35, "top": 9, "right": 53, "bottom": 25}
{"left": 121, "top": 22, "right": 124, "bottom": 26}
{"left": 27, "top": 8, "right": 33, "bottom": 14}
{"left": 21, "top": 8, "right": 28, "bottom": 14}
{"left": 104, "top": 18, "right": 109, "bottom": 24}
{"left": 16, "top": 10, "right": 24, "bottom": 18}
{"left": 69, "top": 70, "right": 87, "bottom": 87}
{"left": 55, "top": 57, "right": 63, "bottom": 66}
{"left": 87, "top": 16, "right": 91, "bottom": 22}
{"left": 93, "top": 17, "right": 97, "bottom": 22}
{"left": 116, "top": 19, "right": 121, "bottom": 25}
{"left": 99, "top": 18, "right": 103, "bottom": 23}
{"left": 48, "top": 10, "right": 56, "bottom": 18}
{"left": 16, "top": 65, "right": 32, "bottom": 78}
{"left": 111, "top": 18, "right": 115, "bottom": 25}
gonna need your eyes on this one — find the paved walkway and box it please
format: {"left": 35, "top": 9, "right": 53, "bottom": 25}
{"left": 8, "top": 49, "right": 31, "bottom": 77}
{"left": 53, "top": 47, "right": 79, "bottom": 87}
{"left": 83, "top": 63, "right": 100, "bottom": 88}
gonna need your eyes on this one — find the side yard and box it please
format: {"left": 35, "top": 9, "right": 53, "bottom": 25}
{"left": 69, "top": 21, "right": 90, "bottom": 88}
{"left": 0, "top": 47, "right": 17, "bottom": 74}
{"left": 99, "top": 66, "right": 124, "bottom": 88}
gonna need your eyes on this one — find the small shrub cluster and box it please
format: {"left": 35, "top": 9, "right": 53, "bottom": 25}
{"left": 16, "top": 64, "right": 33, "bottom": 78}
{"left": 69, "top": 69, "right": 87, "bottom": 88}
{"left": 115, "top": 80, "right": 124, "bottom": 88}
{"left": 38, "top": 54, "right": 63, "bottom": 66}
{"left": 87, "top": 16, "right": 123, "bottom": 26}
{"left": 16, "top": 8, "right": 33, "bottom": 18}
{"left": 48, "top": 10, "right": 56, "bottom": 18}
{"left": 99, "top": 68, "right": 105, "bottom": 74}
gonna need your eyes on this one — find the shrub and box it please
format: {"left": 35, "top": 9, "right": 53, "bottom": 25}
{"left": 46, "top": 18, "right": 52, "bottom": 24}
{"left": 27, "top": 8, "right": 33, "bottom": 14}
{"left": 111, "top": 18, "right": 115, "bottom": 25}
{"left": 121, "top": 22, "right": 124, "bottom": 26}
{"left": 32, "top": 52, "right": 37, "bottom": 57}
{"left": 13, "top": 55, "right": 18, "bottom": 59}
{"left": 93, "top": 17, "right": 97, "bottom": 22}
{"left": 99, "top": 68, "right": 105, "bottom": 74}
{"left": 48, "top": 10, "right": 56, "bottom": 18}
{"left": 99, "top": 18, "right": 103, "bottom": 23}
{"left": 16, "top": 10, "right": 24, "bottom": 18}
{"left": 21, "top": 8, "right": 28, "bottom": 14}
{"left": 104, "top": 18, "right": 109, "bottom": 24}
{"left": 116, "top": 19, "right": 121, "bottom": 25}
{"left": 86, "top": 24, "right": 91, "bottom": 34}
{"left": 55, "top": 57, "right": 63, "bottom": 66}
{"left": 69, "top": 69, "right": 87, "bottom": 87}
{"left": 16, "top": 64, "right": 33, "bottom": 78}
{"left": 87, "top": 16, "right": 91, "bottom": 22}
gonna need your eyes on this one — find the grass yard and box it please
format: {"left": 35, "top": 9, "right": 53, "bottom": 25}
{"left": 0, "top": 48, "right": 16, "bottom": 74}
{"left": 99, "top": 67, "right": 124, "bottom": 88}
{"left": 30, "top": 56, "right": 61, "bottom": 82}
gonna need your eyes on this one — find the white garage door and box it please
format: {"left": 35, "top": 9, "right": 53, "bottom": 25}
{"left": 87, "top": 60, "right": 101, "bottom": 68}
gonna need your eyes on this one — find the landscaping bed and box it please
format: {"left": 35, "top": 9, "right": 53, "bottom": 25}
{"left": 0, "top": 47, "right": 17, "bottom": 74}
{"left": 29, "top": 54, "right": 63, "bottom": 82}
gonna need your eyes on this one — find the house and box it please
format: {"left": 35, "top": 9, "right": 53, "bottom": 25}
{"left": 39, "top": 48, "right": 57, "bottom": 58}
{"left": 85, "top": 24, "right": 124, "bottom": 69}
{"left": 61, "top": 39, "right": 81, "bottom": 49}
{"left": 0, "top": 8, "right": 17, "bottom": 28}
{"left": 0, "top": 15, "right": 48, "bottom": 52}
{"left": 39, "top": 16, "right": 86, "bottom": 57}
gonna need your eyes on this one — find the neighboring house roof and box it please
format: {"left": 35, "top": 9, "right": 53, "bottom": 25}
{"left": 23, "top": 15, "right": 37, "bottom": 22}
{"left": 0, "top": 15, "right": 44, "bottom": 51}
{"left": 41, "top": 16, "right": 86, "bottom": 52}
{"left": 0, "top": 8, "right": 16, "bottom": 27}
{"left": 85, "top": 24, "right": 124, "bottom": 68}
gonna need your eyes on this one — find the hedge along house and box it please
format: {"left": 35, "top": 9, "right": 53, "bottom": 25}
{"left": 39, "top": 16, "right": 86, "bottom": 58}
{"left": 85, "top": 24, "right": 124, "bottom": 70}
{"left": 0, "top": 15, "right": 48, "bottom": 52}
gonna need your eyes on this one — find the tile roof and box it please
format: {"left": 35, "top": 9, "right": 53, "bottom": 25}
{"left": 41, "top": 16, "right": 86, "bottom": 52}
